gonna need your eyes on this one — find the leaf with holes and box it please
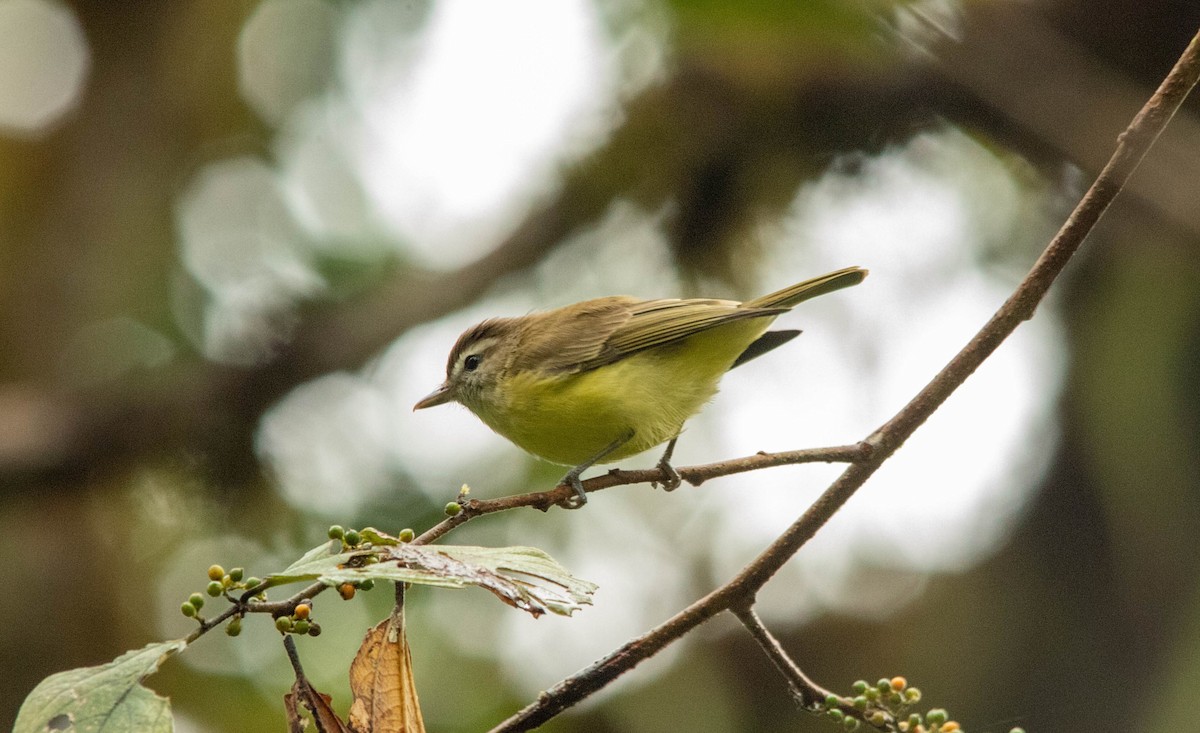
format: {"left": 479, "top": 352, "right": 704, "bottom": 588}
{"left": 15, "top": 639, "right": 186, "bottom": 733}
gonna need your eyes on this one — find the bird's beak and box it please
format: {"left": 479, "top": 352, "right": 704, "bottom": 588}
{"left": 413, "top": 382, "right": 454, "bottom": 410}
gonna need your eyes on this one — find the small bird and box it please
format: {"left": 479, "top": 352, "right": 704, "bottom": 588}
{"left": 414, "top": 266, "right": 867, "bottom": 507}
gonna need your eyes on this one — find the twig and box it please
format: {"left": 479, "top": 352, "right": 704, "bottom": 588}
{"left": 283, "top": 634, "right": 306, "bottom": 681}
{"left": 488, "top": 26, "right": 1200, "bottom": 733}
{"left": 730, "top": 605, "right": 836, "bottom": 711}
{"left": 411, "top": 443, "right": 869, "bottom": 546}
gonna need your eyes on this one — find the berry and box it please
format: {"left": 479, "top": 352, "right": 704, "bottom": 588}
{"left": 293, "top": 619, "right": 311, "bottom": 635}
{"left": 275, "top": 616, "right": 293, "bottom": 633}
{"left": 398, "top": 528, "right": 415, "bottom": 542}
{"left": 328, "top": 525, "right": 345, "bottom": 540}
{"left": 339, "top": 583, "right": 357, "bottom": 600}
{"left": 188, "top": 593, "right": 205, "bottom": 610}
{"left": 206, "top": 581, "right": 224, "bottom": 597}
{"left": 445, "top": 501, "right": 463, "bottom": 516}
{"left": 207, "top": 565, "right": 225, "bottom": 582}
{"left": 229, "top": 567, "right": 244, "bottom": 582}
{"left": 294, "top": 603, "right": 311, "bottom": 620}
{"left": 343, "top": 529, "right": 361, "bottom": 546}
{"left": 891, "top": 676, "right": 907, "bottom": 691}
{"left": 180, "top": 602, "right": 196, "bottom": 618}
{"left": 226, "top": 617, "right": 242, "bottom": 637}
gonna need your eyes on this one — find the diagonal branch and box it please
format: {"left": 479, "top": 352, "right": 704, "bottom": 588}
{"left": 487, "top": 26, "right": 1200, "bottom": 733}
{"left": 730, "top": 604, "right": 837, "bottom": 711}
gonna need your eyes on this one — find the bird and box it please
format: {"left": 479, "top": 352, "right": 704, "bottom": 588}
{"left": 414, "top": 266, "right": 867, "bottom": 507}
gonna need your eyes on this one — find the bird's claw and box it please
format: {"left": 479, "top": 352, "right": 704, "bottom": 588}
{"left": 653, "top": 460, "right": 682, "bottom": 491}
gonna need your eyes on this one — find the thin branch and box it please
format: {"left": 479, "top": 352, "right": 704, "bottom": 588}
{"left": 488, "top": 26, "right": 1200, "bottom": 733}
{"left": 283, "top": 634, "right": 306, "bottom": 681}
{"left": 411, "top": 443, "right": 869, "bottom": 546}
{"left": 730, "top": 605, "right": 836, "bottom": 711}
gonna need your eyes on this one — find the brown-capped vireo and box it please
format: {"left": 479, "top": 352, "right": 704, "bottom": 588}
{"left": 414, "top": 266, "right": 867, "bottom": 507}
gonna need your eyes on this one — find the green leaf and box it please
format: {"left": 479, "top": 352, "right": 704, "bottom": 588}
{"left": 15, "top": 639, "right": 186, "bottom": 733}
{"left": 269, "top": 542, "right": 598, "bottom": 617}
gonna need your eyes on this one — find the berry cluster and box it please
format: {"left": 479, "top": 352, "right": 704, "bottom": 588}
{"left": 179, "top": 564, "right": 263, "bottom": 636}
{"left": 821, "top": 677, "right": 1024, "bottom": 733}
{"left": 274, "top": 601, "right": 321, "bottom": 637}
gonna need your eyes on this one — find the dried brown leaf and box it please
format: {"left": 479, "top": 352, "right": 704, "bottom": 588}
{"left": 286, "top": 677, "right": 351, "bottom": 733}
{"left": 348, "top": 613, "right": 425, "bottom": 733}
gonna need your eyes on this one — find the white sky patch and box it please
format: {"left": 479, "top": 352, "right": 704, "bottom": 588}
{"left": 0, "top": 0, "right": 89, "bottom": 136}
{"left": 341, "top": 0, "right": 626, "bottom": 268}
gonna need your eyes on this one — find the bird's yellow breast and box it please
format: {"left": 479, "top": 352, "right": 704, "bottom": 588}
{"left": 469, "top": 317, "right": 773, "bottom": 466}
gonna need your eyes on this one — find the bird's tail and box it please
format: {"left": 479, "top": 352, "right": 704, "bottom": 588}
{"left": 744, "top": 266, "right": 868, "bottom": 310}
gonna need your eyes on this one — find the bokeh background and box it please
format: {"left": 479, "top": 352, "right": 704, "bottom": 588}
{"left": 4, "top": 0, "right": 1200, "bottom": 730}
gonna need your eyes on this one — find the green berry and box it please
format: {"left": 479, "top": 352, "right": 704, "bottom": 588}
{"left": 852, "top": 680, "right": 868, "bottom": 695}
{"left": 904, "top": 687, "right": 922, "bottom": 703}
{"left": 869, "top": 711, "right": 886, "bottom": 727}
{"left": 207, "top": 564, "right": 225, "bottom": 581}
{"left": 293, "top": 619, "right": 311, "bottom": 635}
{"left": 359, "top": 579, "right": 375, "bottom": 591}
{"left": 328, "top": 525, "right": 344, "bottom": 540}
{"left": 226, "top": 616, "right": 242, "bottom": 637}
{"left": 927, "top": 709, "right": 947, "bottom": 726}
{"left": 244, "top": 576, "right": 262, "bottom": 589}
{"left": 188, "top": 592, "right": 205, "bottom": 609}
{"left": 825, "top": 694, "right": 840, "bottom": 710}
{"left": 444, "top": 501, "right": 462, "bottom": 516}
{"left": 343, "top": 529, "right": 361, "bottom": 546}
{"left": 877, "top": 678, "right": 891, "bottom": 692}
{"left": 865, "top": 687, "right": 880, "bottom": 701}
{"left": 828, "top": 710, "right": 845, "bottom": 722}
{"left": 275, "top": 616, "right": 293, "bottom": 633}
{"left": 398, "top": 528, "right": 415, "bottom": 542}
{"left": 843, "top": 716, "right": 859, "bottom": 730}
{"left": 908, "top": 714, "right": 922, "bottom": 728}
{"left": 1009, "top": 729, "right": 1025, "bottom": 733}
{"left": 228, "top": 567, "right": 244, "bottom": 582}
{"left": 852, "top": 696, "right": 868, "bottom": 710}
{"left": 181, "top": 602, "right": 197, "bottom": 617}
{"left": 206, "top": 581, "right": 224, "bottom": 597}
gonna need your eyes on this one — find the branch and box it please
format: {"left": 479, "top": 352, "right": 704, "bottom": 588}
{"left": 411, "top": 444, "right": 869, "bottom": 546}
{"left": 730, "top": 604, "right": 837, "bottom": 711}
{"left": 488, "top": 26, "right": 1200, "bottom": 733}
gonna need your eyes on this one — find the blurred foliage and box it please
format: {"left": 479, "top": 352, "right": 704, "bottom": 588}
{"left": 3, "top": 0, "right": 1200, "bottom": 731}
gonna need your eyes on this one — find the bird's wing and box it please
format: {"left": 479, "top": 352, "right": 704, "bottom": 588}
{"left": 561, "top": 298, "right": 784, "bottom": 373}
{"left": 511, "top": 296, "right": 784, "bottom": 375}
{"left": 606, "top": 298, "right": 784, "bottom": 355}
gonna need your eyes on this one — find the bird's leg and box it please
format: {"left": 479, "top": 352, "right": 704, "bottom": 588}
{"left": 653, "top": 437, "right": 682, "bottom": 491}
{"left": 560, "top": 431, "right": 634, "bottom": 509}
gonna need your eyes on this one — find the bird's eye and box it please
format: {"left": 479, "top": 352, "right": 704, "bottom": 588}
{"left": 463, "top": 354, "right": 482, "bottom": 372}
